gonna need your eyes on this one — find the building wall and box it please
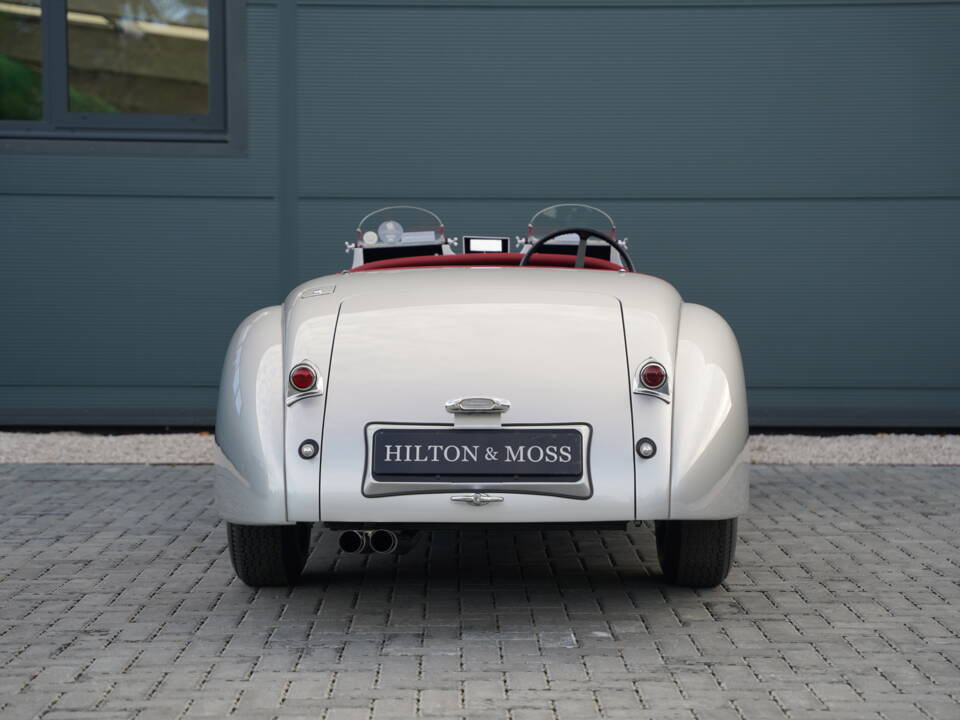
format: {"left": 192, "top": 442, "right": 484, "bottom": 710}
{"left": 1, "top": 0, "right": 958, "bottom": 427}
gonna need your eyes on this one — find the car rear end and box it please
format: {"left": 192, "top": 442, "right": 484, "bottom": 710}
{"left": 216, "top": 266, "right": 747, "bottom": 588}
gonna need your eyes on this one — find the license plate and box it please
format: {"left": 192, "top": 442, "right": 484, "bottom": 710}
{"left": 371, "top": 428, "right": 583, "bottom": 482}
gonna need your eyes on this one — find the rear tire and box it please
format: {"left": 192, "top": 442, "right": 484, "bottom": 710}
{"left": 655, "top": 518, "right": 737, "bottom": 588}
{"left": 226, "top": 522, "right": 313, "bottom": 587}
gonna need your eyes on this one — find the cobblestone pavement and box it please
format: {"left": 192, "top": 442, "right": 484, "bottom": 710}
{"left": 0, "top": 465, "right": 957, "bottom": 720}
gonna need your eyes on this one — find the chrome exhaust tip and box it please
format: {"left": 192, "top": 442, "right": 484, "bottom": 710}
{"left": 338, "top": 529, "right": 369, "bottom": 554}
{"left": 369, "top": 528, "right": 399, "bottom": 554}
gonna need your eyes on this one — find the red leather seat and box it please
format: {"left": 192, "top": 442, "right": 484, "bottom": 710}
{"left": 349, "top": 252, "right": 624, "bottom": 273}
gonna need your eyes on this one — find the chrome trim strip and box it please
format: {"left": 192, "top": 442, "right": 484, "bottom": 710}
{"left": 633, "top": 388, "right": 670, "bottom": 403}
{"left": 450, "top": 493, "right": 504, "bottom": 506}
{"left": 286, "top": 389, "right": 323, "bottom": 407}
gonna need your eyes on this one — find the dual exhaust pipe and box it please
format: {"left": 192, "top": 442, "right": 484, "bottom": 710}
{"left": 338, "top": 528, "right": 410, "bottom": 555}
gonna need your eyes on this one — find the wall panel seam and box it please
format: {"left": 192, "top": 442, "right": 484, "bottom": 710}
{"left": 277, "top": 1, "right": 299, "bottom": 293}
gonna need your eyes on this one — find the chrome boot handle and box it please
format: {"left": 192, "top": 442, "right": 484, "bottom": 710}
{"left": 445, "top": 397, "right": 510, "bottom": 414}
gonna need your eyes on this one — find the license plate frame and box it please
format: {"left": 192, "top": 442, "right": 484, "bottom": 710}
{"left": 363, "top": 423, "right": 593, "bottom": 499}
{"left": 372, "top": 427, "right": 583, "bottom": 482}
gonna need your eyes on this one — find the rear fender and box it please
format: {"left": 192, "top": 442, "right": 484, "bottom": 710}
{"left": 669, "top": 304, "right": 749, "bottom": 519}
{"left": 213, "top": 306, "right": 287, "bottom": 524}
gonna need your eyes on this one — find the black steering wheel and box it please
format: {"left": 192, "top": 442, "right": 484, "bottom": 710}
{"left": 519, "top": 227, "right": 634, "bottom": 272}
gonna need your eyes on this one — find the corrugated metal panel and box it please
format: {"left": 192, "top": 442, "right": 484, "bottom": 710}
{"left": 296, "top": 4, "right": 960, "bottom": 199}
{"left": 1, "top": 195, "right": 280, "bottom": 387}
{"left": 0, "top": 387, "right": 217, "bottom": 426}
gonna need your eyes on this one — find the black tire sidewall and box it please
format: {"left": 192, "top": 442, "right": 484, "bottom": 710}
{"left": 654, "top": 518, "right": 737, "bottom": 588}
{"left": 227, "top": 521, "right": 313, "bottom": 587}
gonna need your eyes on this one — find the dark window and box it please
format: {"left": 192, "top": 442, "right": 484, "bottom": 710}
{"left": 0, "top": 0, "right": 227, "bottom": 138}
{"left": 0, "top": 1, "right": 43, "bottom": 121}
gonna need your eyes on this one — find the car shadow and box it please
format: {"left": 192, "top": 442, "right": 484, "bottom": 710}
{"left": 226, "top": 525, "right": 726, "bottom": 647}
{"left": 295, "top": 526, "right": 668, "bottom": 593}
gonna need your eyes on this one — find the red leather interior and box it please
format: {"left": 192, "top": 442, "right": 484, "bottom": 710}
{"left": 349, "top": 252, "right": 624, "bottom": 273}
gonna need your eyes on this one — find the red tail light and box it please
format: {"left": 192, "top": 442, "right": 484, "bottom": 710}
{"left": 289, "top": 364, "right": 317, "bottom": 391}
{"left": 640, "top": 362, "right": 666, "bottom": 389}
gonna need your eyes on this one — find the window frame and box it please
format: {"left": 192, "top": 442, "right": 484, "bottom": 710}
{"left": 0, "top": 0, "right": 234, "bottom": 144}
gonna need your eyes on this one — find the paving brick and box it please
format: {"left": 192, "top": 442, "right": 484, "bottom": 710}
{"left": 0, "top": 463, "right": 958, "bottom": 719}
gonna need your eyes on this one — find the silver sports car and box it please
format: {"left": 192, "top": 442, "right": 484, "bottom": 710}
{"left": 215, "top": 205, "right": 748, "bottom": 588}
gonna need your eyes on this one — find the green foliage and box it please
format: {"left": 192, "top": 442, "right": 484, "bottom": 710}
{"left": 0, "top": 53, "right": 118, "bottom": 118}
{"left": 0, "top": 53, "right": 42, "bottom": 120}
{"left": 68, "top": 86, "right": 117, "bottom": 113}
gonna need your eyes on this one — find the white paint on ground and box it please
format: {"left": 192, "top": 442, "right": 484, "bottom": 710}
{"left": 0, "top": 431, "right": 958, "bottom": 465}
{"left": 748, "top": 433, "right": 960, "bottom": 466}
{"left": 0, "top": 431, "right": 217, "bottom": 465}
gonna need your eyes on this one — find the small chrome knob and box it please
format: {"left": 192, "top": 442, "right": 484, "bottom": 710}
{"left": 299, "top": 439, "right": 319, "bottom": 459}
{"left": 636, "top": 438, "right": 657, "bottom": 459}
